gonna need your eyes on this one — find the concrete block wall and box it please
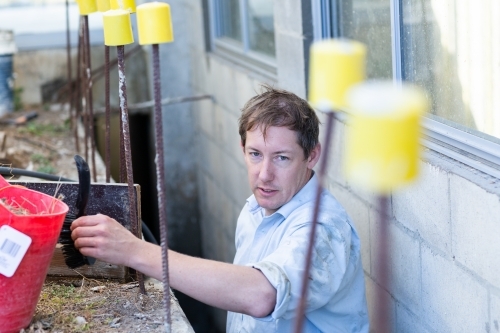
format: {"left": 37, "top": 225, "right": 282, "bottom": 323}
{"left": 324, "top": 117, "right": 500, "bottom": 332}
{"left": 161, "top": 0, "right": 500, "bottom": 332}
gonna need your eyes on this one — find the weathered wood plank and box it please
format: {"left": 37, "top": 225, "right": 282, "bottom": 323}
{"left": 9, "top": 181, "right": 141, "bottom": 281}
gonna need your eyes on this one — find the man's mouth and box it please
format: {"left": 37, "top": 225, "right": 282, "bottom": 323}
{"left": 258, "top": 187, "right": 277, "bottom": 194}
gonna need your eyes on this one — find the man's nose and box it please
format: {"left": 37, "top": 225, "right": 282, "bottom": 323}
{"left": 258, "top": 158, "right": 274, "bottom": 182}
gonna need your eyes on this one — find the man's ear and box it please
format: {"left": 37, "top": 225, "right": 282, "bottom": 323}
{"left": 240, "top": 141, "right": 245, "bottom": 154}
{"left": 307, "top": 143, "right": 321, "bottom": 169}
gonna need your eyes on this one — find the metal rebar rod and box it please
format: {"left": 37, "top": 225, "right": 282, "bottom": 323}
{"left": 65, "top": 0, "right": 72, "bottom": 128}
{"left": 293, "top": 111, "right": 336, "bottom": 333}
{"left": 105, "top": 45, "right": 111, "bottom": 183}
{"left": 83, "top": 15, "right": 97, "bottom": 183}
{"left": 117, "top": 45, "right": 146, "bottom": 295}
{"left": 119, "top": 110, "right": 126, "bottom": 183}
{"left": 81, "top": 18, "right": 89, "bottom": 164}
{"left": 152, "top": 44, "right": 171, "bottom": 332}
{"left": 74, "top": 17, "right": 83, "bottom": 154}
{"left": 374, "top": 194, "right": 390, "bottom": 332}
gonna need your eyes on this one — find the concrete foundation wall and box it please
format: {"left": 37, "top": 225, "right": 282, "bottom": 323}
{"left": 162, "top": 0, "right": 500, "bottom": 332}
{"left": 14, "top": 44, "right": 149, "bottom": 107}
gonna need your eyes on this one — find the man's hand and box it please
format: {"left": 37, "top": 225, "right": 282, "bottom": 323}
{"left": 71, "top": 214, "right": 144, "bottom": 268}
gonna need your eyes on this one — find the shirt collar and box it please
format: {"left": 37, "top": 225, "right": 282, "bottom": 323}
{"left": 246, "top": 172, "right": 318, "bottom": 218}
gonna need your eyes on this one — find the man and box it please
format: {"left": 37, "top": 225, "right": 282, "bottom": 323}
{"left": 71, "top": 86, "right": 369, "bottom": 332}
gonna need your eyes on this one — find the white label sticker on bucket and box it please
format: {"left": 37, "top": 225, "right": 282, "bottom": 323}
{"left": 0, "top": 225, "right": 31, "bottom": 278}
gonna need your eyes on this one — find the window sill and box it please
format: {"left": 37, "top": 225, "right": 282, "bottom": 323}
{"left": 211, "top": 38, "right": 278, "bottom": 82}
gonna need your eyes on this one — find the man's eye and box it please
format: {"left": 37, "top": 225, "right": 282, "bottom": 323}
{"left": 249, "top": 152, "right": 260, "bottom": 157}
{"left": 277, "top": 156, "right": 289, "bottom": 161}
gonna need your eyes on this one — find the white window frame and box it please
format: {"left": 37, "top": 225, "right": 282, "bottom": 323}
{"left": 207, "top": 0, "right": 277, "bottom": 79}
{"left": 313, "top": 0, "right": 500, "bottom": 179}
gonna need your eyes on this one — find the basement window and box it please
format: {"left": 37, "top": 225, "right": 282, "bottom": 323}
{"left": 208, "top": 0, "right": 276, "bottom": 76}
{"left": 315, "top": 0, "right": 500, "bottom": 179}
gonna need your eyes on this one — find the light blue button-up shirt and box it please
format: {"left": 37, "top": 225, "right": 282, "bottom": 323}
{"left": 226, "top": 174, "right": 369, "bottom": 333}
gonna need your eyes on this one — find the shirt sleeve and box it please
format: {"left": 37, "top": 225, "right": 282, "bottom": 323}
{"left": 249, "top": 222, "right": 351, "bottom": 321}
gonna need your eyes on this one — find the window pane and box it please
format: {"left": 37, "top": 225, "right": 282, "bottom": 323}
{"left": 247, "top": 0, "right": 275, "bottom": 56}
{"left": 402, "top": 0, "right": 500, "bottom": 140}
{"left": 219, "top": 0, "right": 241, "bottom": 41}
{"left": 339, "top": 0, "right": 392, "bottom": 79}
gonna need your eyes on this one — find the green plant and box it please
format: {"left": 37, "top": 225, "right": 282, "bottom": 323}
{"left": 13, "top": 87, "right": 23, "bottom": 111}
{"left": 31, "top": 153, "right": 57, "bottom": 175}
{"left": 22, "top": 122, "right": 68, "bottom": 136}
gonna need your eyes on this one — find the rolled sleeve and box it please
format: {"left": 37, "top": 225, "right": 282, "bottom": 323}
{"left": 249, "top": 223, "right": 351, "bottom": 320}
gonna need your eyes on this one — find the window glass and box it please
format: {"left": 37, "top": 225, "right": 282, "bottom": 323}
{"left": 219, "top": 0, "right": 241, "bottom": 42}
{"left": 402, "top": 0, "right": 500, "bottom": 139}
{"left": 339, "top": 0, "right": 392, "bottom": 79}
{"left": 247, "top": 0, "right": 275, "bottom": 56}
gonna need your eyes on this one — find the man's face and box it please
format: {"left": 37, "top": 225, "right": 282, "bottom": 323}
{"left": 242, "top": 125, "right": 320, "bottom": 216}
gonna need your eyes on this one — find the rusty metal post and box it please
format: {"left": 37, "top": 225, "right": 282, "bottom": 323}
{"left": 82, "top": 15, "right": 97, "bottom": 182}
{"left": 374, "top": 195, "right": 390, "bottom": 332}
{"left": 74, "top": 17, "right": 84, "bottom": 154}
{"left": 105, "top": 45, "right": 111, "bottom": 183}
{"left": 152, "top": 43, "right": 171, "bottom": 330}
{"left": 116, "top": 45, "right": 146, "bottom": 295}
{"left": 293, "top": 111, "right": 336, "bottom": 333}
{"left": 65, "top": 0, "right": 73, "bottom": 128}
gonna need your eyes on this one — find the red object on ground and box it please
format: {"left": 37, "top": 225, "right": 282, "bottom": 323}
{"left": 0, "top": 177, "right": 68, "bottom": 333}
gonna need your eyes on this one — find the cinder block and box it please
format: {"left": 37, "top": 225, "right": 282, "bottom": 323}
{"left": 275, "top": 33, "right": 306, "bottom": 98}
{"left": 216, "top": 61, "right": 237, "bottom": 112}
{"left": 222, "top": 154, "right": 250, "bottom": 206}
{"left": 491, "top": 293, "right": 500, "bottom": 333}
{"left": 450, "top": 174, "right": 500, "bottom": 288}
{"left": 364, "top": 276, "right": 396, "bottom": 333}
{"left": 197, "top": 135, "right": 223, "bottom": 185}
{"left": 396, "top": 303, "right": 432, "bottom": 333}
{"left": 196, "top": 99, "right": 215, "bottom": 136}
{"left": 326, "top": 119, "right": 347, "bottom": 187}
{"left": 234, "top": 70, "right": 258, "bottom": 113}
{"left": 329, "top": 183, "right": 371, "bottom": 274}
{"left": 197, "top": 169, "right": 209, "bottom": 213}
{"left": 205, "top": 173, "right": 222, "bottom": 221}
{"left": 370, "top": 211, "right": 421, "bottom": 306}
{"left": 421, "top": 245, "right": 488, "bottom": 332}
{"left": 206, "top": 58, "right": 237, "bottom": 111}
{"left": 222, "top": 110, "right": 242, "bottom": 160}
{"left": 274, "top": 0, "right": 303, "bottom": 35}
{"left": 213, "top": 104, "right": 227, "bottom": 145}
{"left": 190, "top": 50, "right": 208, "bottom": 91}
{"left": 393, "top": 162, "right": 451, "bottom": 254}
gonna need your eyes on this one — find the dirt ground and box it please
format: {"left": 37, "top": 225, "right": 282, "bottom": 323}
{"left": 0, "top": 107, "right": 191, "bottom": 332}
{"left": 0, "top": 106, "right": 82, "bottom": 181}
{"left": 27, "top": 278, "right": 172, "bottom": 333}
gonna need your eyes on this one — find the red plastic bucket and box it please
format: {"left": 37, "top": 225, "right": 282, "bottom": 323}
{"left": 0, "top": 184, "right": 68, "bottom": 333}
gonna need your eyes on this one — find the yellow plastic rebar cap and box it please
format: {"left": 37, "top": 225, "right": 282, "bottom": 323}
{"left": 96, "top": 0, "right": 110, "bottom": 12}
{"left": 136, "top": 2, "right": 174, "bottom": 45}
{"left": 77, "top": 0, "right": 97, "bottom": 15}
{"left": 110, "top": 0, "right": 136, "bottom": 13}
{"left": 308, "top": 39, "right": 367, "bottom": 112}
{"left": 102, "top": 9, "right": 134, "bottom": 46}
{"left": 344, "top": 81, "right": 429, "bottom": 194}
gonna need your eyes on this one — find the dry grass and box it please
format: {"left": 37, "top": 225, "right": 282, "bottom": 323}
{"left": 27, "top": 278, "right": 167, "bottom": 332}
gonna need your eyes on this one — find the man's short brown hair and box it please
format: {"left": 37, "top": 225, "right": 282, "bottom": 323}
{"left": 238, "top": 85, "right": 320, "bottom": 159}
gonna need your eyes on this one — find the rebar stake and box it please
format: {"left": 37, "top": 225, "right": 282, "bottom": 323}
{"left": 374, "top": 194, "right": 390, "bottom": 332}
{"left": 83, "top": 15, "right": 97, "bottom": 183}
{"left": 293, "top": 111, "right": 336, "bottom": 333}
{"left": 116, "top": 45, "right": 146, "bottom": 295}
{"left": 65, "top": 0, "right": 73, "bottom": 130}
{"left": 74, "top": 18, "right": 83, "bottom": 154}
{"left": 152, "top": 43, "right": 171, "bottom": 332}
{"left": 105, "top": 45, "right": 111, "bottom": 183}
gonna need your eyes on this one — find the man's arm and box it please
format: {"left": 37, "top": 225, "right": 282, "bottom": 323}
{"left": 71, "top": 214, "right": 276, "bottom": 317}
